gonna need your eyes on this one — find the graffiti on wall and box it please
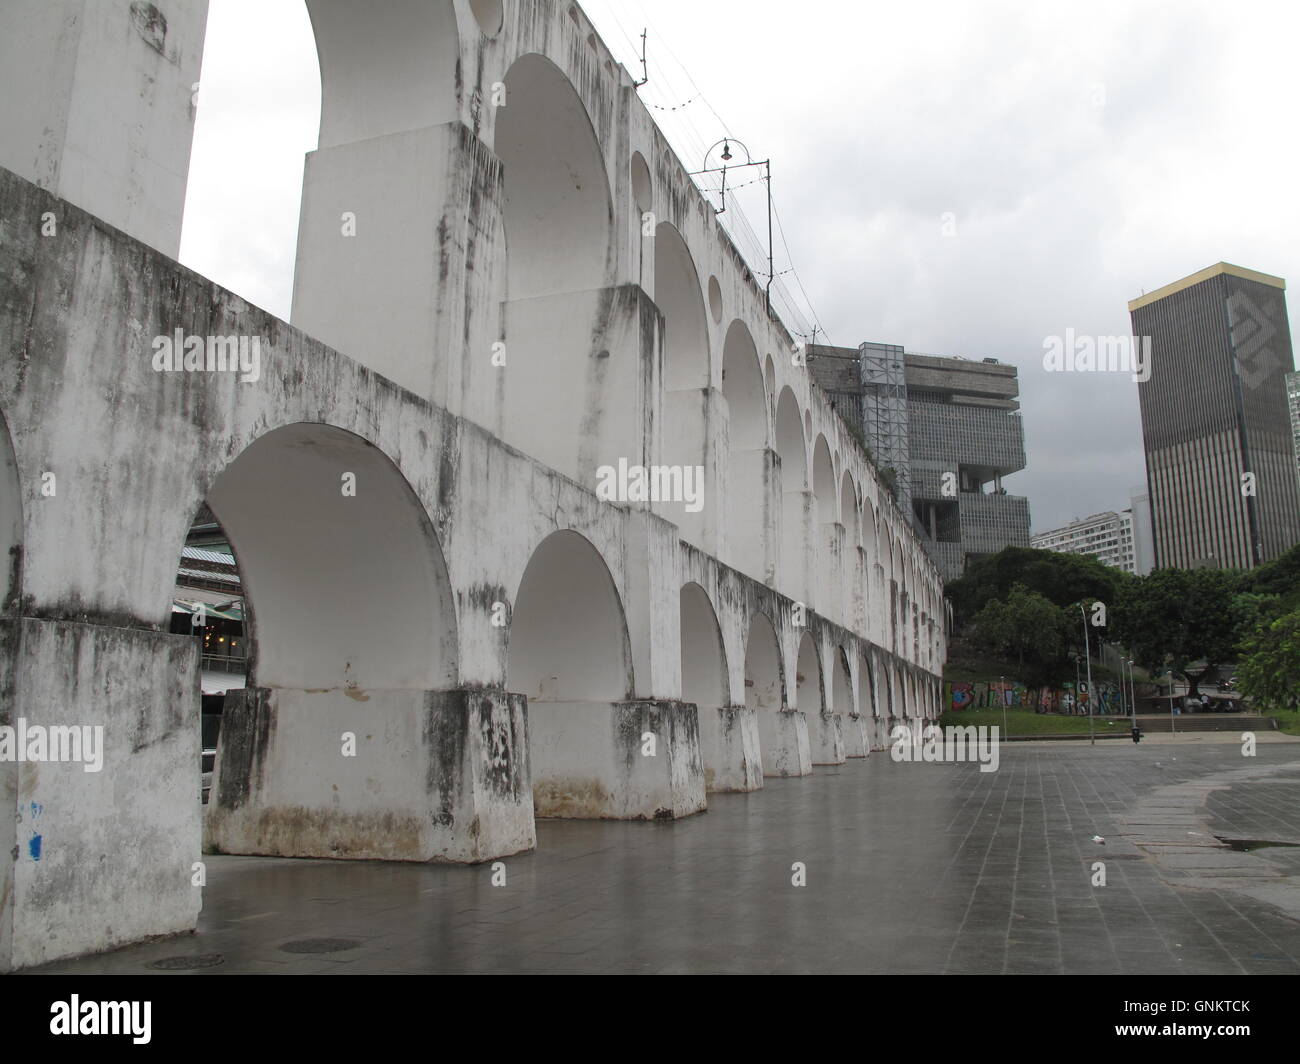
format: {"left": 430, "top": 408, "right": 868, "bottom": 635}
{"left": 947, "top": 679, "right": 1127, "bottom": 716}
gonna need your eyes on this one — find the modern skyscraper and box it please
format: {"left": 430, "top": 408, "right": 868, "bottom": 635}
{"left": 808, "top": 344, "right": 1031, "bottom": 582}
{"left": 1130, "top": 262, "right": 1300, "bottom": 569}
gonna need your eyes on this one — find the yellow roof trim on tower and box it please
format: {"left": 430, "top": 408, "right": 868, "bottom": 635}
{"left": 1128, "top": 262, "right": 1286, "bottom": 313}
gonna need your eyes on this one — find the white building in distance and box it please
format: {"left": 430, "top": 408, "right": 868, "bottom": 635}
{"left": 1032, "top": 500, "right": 1153, "bottom": 576}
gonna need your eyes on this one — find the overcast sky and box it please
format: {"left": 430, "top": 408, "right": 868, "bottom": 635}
{"left": 179, "top": 0, "right": 1300, "bottom": 536}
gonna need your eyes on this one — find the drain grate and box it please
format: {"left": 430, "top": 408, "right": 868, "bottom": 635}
{"left": 279, "top": 937, "right": 361, "bottom": 955}
{"left": 147, "top": 953, "right": 225, "bottom": 970}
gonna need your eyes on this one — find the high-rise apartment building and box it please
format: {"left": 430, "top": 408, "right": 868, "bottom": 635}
{"left": 809, "top": 344, "right": 1031, "bottom": 582}
{"left": 1032, "top": 504, "right": 1152, "bottom": 575}
{"left": 1130, "top": 262, "right": 1300, "bottom": 569}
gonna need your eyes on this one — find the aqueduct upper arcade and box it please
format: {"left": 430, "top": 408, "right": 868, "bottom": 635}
{"left": 0, "top": 0, "right": 946, "bottom": 969}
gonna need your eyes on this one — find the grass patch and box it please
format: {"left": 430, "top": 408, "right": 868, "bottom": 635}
{"left": 1266, "top": 708, "right": 1300, "bottom": 736}
{"left": 938, "top": 709, "right": 1130, "bottom": 737}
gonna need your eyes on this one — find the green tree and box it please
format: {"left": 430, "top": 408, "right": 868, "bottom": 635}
{"left": 948, "top": 547, "right": 1132, "bottom": 630}
{"left": 1113, "top": 567, "right": 1242, "bottom": 696}
{"left": 969, "top": 583, "right": 1069, "bottom": 686}
{"left": 1236, "top": 608, "right": 1300, "bottom": 711}
{"left": 1241, "top": 543, "right": 1300, "bottom": 611}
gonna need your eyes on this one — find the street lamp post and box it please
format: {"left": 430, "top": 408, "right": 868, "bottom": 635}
{"left": 1079, "top": 604, "right": 1095, "bottom": 747}
{"left": 1169, "top": 669, "right": 1177, "bottom": 735}
{"left": 1000, "top": 674, "right": 1007, "bottom": 742}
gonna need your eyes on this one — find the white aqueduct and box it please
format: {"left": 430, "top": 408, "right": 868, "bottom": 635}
{"left": 0, "top": 0, "right": 946, "bottom": 969}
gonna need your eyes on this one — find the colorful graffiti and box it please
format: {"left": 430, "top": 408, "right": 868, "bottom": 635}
{"left": 947, "top": 679, "right": 1127, "bottom": 716}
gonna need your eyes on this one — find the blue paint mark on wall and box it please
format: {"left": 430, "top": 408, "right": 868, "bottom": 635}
{"left": 29, "top": 835, "right": 42, "bottom": 860}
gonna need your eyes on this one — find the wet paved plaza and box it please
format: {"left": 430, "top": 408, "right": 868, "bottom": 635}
{"left": 28, "top": 737, "right": 1300, "bottom": 975}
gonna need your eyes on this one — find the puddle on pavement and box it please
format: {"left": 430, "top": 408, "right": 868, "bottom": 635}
{"left": 1214, "top": 837, "right": 1300, "bottom": 852}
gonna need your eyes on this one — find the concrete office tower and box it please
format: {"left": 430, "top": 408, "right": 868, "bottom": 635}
{"left": 1129, "top": 485, "right": 1156, "bottom": 576}
{"left": 1130, "top": 263, "right": 1300, "bottom": 569}
{"left": 808, "top": 345, "right": 1032, "bottom": 582}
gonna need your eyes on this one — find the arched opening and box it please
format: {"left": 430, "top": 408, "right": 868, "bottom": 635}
{"left": 775, "top": 388, "right": 809, "bottom": 603}
{"left": 655, "top": 222, "right": 713, "bottom": 550}
{"left": 289, "top": 2, "right": 477, "bottom": 401}
{"left": 469, "top": 0, "right": 504, "bottom": 36}
{"left": 796, "top": 631, "right": 822, "bottom": 715}
{"left": 722, "top": 320, "right": 768, "bottom": 579}
{"left": 835, "top": 647, "right": 866, "bottom": 758}
{"left": 508, "top": 531, "right": 632, "bottom": 703}
{"left": 841, "top": 472, "right": 863, "bottom": 631}
{"left": 499, "top": 54, "right": 611, "bottom": 300}
{"left": 495, "top": 53, "right": 617, "bottom": 481}
{"left": 812, "top": 435, "right": 836, "bottom": 616}
{"left": 859, "top": 651, "right": 879, "bottom": 750}
{"left": 201, "top": 424, "right": 461, "bottom": 862}
{"left": 631, "top": 152, "right": 653, "bottom": 214}
{"left": 744, "top": 611, "right": 783, "bottom": 713}
{"left": 683, "top": 583, "right": 756, "bottom": 792}
{"left": 205, "top": 425, "right": 456, "bottom": 691}
{"left": 745, "top": 610, "right": 807, "bottom": 777}
{"left": 508, "top": 531, "right": 639, "bottom": 818}
{"left": 681, "top": 583, "right": 727, "bottom": 713}
{"left": 812, "top": 436, "right": 835, "bottom": 523}
{"left": 182, "top": 2, "right": 319, "bottom": 321}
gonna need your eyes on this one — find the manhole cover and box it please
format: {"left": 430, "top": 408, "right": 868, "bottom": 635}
{"left": 147, "top": 953, "right": 225, "bottom": 970}
{"left": 279, "top": 938, "right": 360, "bottom": 954}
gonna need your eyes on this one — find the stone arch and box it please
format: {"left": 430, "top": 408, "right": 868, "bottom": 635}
{"left": 839, "top": 472, "right": 859, "bottom": 543}
{"left": 498, "top": 53, "right": 612, "bottom": 301}
{"left": 835, "top": 645, "right": 867, "bottom": 758}
{"left": 775, "top": 387, "right": 809, "bottom": 602}
{"left": 722, "top": 320, "right": 768, "bottom": 578}
{"left": 495, "top": 51, "right": 623, "bottom": 483}
{"left": 684, "top": 583, "right": 757, "bottom": 793}
{"left": 655, "top": 221, "right": 713, "bottom": 550}
{"left": 508, "top": 529, "right": 646, "bottom": 819}
{"left": 200, "top": 423, "right": 471, "bottom": 864}
{"left": 833, "top": 646, "right": 853, "bottom": 716}
{"left": 812, "top": 435, "right": 835, "bottom": 524}
{"left": 201, "top": 423, "right": 458, "bottom": 691}
{"left": 681, "top": 582, "right": 727, "bottom": 712}
{"left": 655, "top": 222, "right": 710, "bottom": 392}
{"left": 795, "top": 631, "right": 822, "bottom": 714}
{"left": 722, "top": 320, "right": 766, "bottom": 449}
{"left": 744, "top": 610, "right": 784, "bottom": 712}
{"left": 507, "top": 530, "right": 633, "bottom": 703}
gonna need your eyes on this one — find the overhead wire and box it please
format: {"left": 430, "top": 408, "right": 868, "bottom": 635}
{"left": 586, "top": 0, "right": 829, "bottom": 346}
